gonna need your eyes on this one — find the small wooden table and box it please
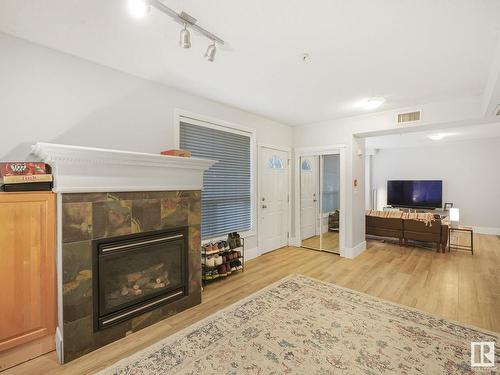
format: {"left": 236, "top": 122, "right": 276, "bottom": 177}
{"left": 448, "top": 226, "right": 474, "bottom": 254}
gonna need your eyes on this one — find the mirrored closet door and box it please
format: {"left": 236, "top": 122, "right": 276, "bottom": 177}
{"left": 299, "top": 153, "right": 340, "bottom": 254}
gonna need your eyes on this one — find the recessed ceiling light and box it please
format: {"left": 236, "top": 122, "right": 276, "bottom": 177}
{"left": 427, "top": 132, "right": 456, "bottom": 141}
{"left": 428, "top": 133, "right": 445, "bottom": 140}
{"left": 358, "top": 97, "right": 385, "bottom": 110}
{"left": 128, "top": 0, "right": 150, "bottom": 19}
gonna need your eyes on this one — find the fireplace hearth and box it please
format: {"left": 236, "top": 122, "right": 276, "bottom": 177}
{"left": 93, "top": 228, "right": 189, "bottom": 331}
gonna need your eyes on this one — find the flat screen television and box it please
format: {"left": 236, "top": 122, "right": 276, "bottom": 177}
{"left": 387, "top": 180, "right": 442, "bottom": 209}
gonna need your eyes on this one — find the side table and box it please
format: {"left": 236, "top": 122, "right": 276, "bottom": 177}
{"left": 448, "top": 226, "right": 473, "bottom": 254}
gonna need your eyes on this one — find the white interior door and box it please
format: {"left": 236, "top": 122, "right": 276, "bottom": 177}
{"left": 259, "top": 147, "right": 289, "bottom": 253}
{"left": 300, "top": 156, "right": 318, "bottom": 240}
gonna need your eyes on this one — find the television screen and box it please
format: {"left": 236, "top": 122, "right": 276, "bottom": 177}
{"left": 387, "top": 180, "right": 442, "bottom": 209}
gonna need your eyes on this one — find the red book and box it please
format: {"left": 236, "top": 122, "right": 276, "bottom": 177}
{"left": 0, "top": 162, "right": 47, "bottom": 177}
{"left": 160, "top": 149, "right": 192, "bottom": 157}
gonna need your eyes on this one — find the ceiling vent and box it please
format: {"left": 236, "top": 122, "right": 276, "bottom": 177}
{"left": 397, "top": 110, "right": 421, "bottom": 124}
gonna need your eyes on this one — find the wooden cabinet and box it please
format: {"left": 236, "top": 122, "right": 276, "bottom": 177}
{"left": 0, "top": 192, "right": 56, "bottom": 370}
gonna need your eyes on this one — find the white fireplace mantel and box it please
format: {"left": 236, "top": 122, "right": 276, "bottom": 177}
{"left": 31, "top": 143, "right": 217, "bottom": 193}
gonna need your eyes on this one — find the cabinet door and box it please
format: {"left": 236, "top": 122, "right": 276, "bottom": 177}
{"left": 0, "top": 193, "right": 56, "bottom": 352}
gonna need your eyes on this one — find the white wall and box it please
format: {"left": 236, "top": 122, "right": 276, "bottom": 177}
{"left": 0, "top": 32, "right": 293, "bottom": 253}
{"left": 372, "top": 137, "right": 500, "bottom": 234}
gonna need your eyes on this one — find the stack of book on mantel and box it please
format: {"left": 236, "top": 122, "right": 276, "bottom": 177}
{"left": 0, "top": 162, "right": 53, "bottom": 192}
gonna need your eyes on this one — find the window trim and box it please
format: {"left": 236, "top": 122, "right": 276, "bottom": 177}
{"left": 174, "top": 109, "right": 257, "bottom": 241}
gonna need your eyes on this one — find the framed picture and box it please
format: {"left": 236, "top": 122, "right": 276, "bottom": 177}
{"left": 444, "top": 202, "right": 453, "bottom": 210}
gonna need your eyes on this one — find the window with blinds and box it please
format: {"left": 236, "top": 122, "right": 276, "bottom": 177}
{"left": 179, "top": 121, "right": 252, "bottom": 239}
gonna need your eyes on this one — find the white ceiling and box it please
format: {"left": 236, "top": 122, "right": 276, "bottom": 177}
{"left": 1, "top": 0, "right": 499, "bottom": 125}
{"left": 365, "top": 122, "right": 500, "bottom": 149}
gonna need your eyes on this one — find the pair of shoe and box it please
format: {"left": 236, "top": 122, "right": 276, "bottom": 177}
{"left": 217, "top": 263, "right": 232, "bottom": 276}
{"left": 202, "top": 254, "right": 223, "bottom": 267}
{"left": 207, "top": 269, "right": 219, "bottom": 279}
{"left": 227, "top": 232, "right": 242, "bottom": 249}
{"left": 229, "top": 259, "right": 243, "bottom": 271}
{"left": 203, "top": 270, "right": 217, "bottom": 280}
{"left": 225, "top": 252, "right": 236, "bottom": 261}
{"left": 203, "top": 240, "right": 230, "bottom": 254}
{"left": 203, "top": 256, "right": 215, "bottom": 267}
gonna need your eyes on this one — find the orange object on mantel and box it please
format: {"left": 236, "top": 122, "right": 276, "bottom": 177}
{"left": 160, "top": 149, "right": 192, "bottom": 157}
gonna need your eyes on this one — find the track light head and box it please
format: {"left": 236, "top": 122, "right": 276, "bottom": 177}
{"left": 179, "top": 24, "right": 191, "bottom": 48}
{"left": 204, "top": 41, "right": 216, "bottom": 62}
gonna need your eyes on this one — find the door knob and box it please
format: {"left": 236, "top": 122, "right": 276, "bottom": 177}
{"left": 262, "top": 205, "right": 267, "bottom": 209}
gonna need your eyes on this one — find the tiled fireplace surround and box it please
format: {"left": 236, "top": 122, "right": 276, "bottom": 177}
{"left": 61, "top": 191, "right": 201, "bottom": 361}
{"left": 31, "top": 143, "right": 215, "bottom": 363}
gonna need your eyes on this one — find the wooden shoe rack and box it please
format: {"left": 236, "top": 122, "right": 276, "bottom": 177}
{"left": 201, "top": 237, "right": 245, "bottom": 286}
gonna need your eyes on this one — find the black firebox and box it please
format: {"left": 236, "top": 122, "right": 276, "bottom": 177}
{"left": 92, "top": 227, "right": 189, "bottom": 331}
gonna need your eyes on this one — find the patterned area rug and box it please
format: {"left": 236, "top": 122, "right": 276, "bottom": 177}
{"left": 99, "top": 275, "right": 499, "bottom": 374}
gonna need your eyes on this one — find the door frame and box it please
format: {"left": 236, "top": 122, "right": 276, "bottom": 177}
{"left": 294, "top": 145, "right": 347, "bottom": 256}
{"left": 258, "top": 144, "right": 292, "bottom": 253}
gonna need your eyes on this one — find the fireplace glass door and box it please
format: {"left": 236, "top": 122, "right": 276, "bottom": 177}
{"left": 93, "top": 228, "right": 188, "bottom": 330}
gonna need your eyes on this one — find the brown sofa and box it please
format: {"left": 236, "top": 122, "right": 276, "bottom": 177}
{"left": 403, "top": 219, "right": 448, "bottom": 251}
{"left": 365, "top": 216, "right": 404, "bottom": 246}
{"left": 366, "top": 215, "right": 449, "bottom": 252}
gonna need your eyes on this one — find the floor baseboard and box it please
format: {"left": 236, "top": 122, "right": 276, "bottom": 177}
{"left": 343, "top": 241, "right": 366, "bottom": 259}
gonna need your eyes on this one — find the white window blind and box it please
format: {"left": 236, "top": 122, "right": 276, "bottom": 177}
{"left": 179, "top": 121, "right": 251, "bottom": 239}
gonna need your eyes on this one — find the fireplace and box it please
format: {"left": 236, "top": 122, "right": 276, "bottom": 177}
{"left": 93, "top": 228, "right": 189, "bottom": 331}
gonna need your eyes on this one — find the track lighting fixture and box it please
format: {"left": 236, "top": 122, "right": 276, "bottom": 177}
{"left": 204, "top": 41, "right": 216, "bottom": 62}
{"left": 179, "top": 24, "right": 191, "bottom": 48}
{"left": 128, "top": 0, "right": 225, "bottom": 62}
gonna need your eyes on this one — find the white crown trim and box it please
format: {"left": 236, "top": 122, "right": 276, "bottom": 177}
{"left": 31, "top": 143, "right": 217, "bottom": 193}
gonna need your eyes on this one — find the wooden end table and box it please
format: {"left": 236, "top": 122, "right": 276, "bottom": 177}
{"left": 448, "top": 226, "right": 473, "bottom": 254}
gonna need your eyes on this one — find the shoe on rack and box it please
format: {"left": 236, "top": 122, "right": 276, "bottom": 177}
{"left": 214, "top": 254, "right": 223, "bottom": 266}
{"left": 206, "top": 256, "right": 215, "bottom": 268}
{"left": 235, "top": 232, "right": 242, "bottom": 247}
{"left": 228, "top": 232, "right": 238, "bottom": 249}
{"left": 217, "top": 264, "right": 227, "bottom": 276}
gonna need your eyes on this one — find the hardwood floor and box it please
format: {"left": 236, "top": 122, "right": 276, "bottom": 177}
{"left": 301, "top": 231, "right": 339, "bottom": 252}
{"left": 4, "top": 233, "right": 500, "bottom": 374}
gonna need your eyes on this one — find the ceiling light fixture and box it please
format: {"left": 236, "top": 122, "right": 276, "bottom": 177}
{"left": 131, "top": 0, "right": 225, "bottom": 62}
{"left": 427, "top": 132, "right": 456, "bottom": 141}
{"left": 127, "top": 0, "right": 151, "bottom": 19}
{"left": 179, "top": 24, "right": 191, "bottom": 48}
{"left": 361, "top": 97, "right": 385, "bottom": 110}
{"left": 428, "top": 134, "right": 445, "bottom": 141}
{"left": 204, "top": 40, "right": 216, "bottom": 62}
